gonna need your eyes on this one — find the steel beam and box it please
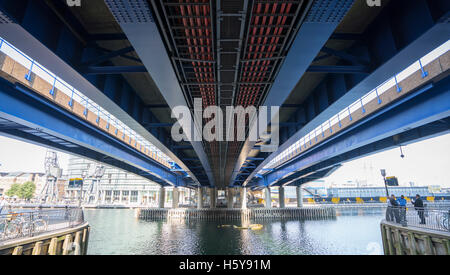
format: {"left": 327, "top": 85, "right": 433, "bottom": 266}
{"left": 0, "top": 79, "right": 180, "bottom": 186}
{"left": 256, "top": 75, "right": 450, "bottom": 186}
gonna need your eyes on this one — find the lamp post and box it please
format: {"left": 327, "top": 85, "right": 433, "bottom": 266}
{"left": 79, "top": 169, "right": 88, "bottom": 207}
{"left": 380, "top": 169, "right": 389, "bottom": 197}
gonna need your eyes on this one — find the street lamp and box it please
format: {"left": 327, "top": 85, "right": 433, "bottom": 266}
{"left": 380, "top": 169, "right": 389, "bottom": 197}
{"left": 79, "top": 169, "right": 88, "bottom": 207}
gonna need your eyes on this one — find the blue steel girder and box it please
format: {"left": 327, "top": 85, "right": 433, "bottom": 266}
{"left": 102, "top": 0, "right": 215, "bottom": 187}
{"left": 282, "top": 164, "right": 342, "bottom": 187}
{"left": 0, "top": 0, "right": 206, "bottom": 185}
{"left": 0, "top": 77, "right": 182, "bottom": 187}
{"left": 239, "top": 0, "right": 450, "bottom": 186}
{"left": 255, "top": 74, "right": 450, "bottom": 187}
{"left": 230, "top": 0, "right": 356, "bottom": 186}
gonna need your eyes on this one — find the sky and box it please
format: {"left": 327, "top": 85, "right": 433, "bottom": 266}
{"left": 0, "top": 132, "right": 449, "bottom": 187}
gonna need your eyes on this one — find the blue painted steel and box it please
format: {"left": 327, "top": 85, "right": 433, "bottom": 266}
{"left": 0, "top": 78, "right": 182, "bottom": 187}
{"left": 256, "top": 75, "right": 450, "bottom": 187}
{"left": 238, "top": 0, "right": 450, "bottom": 186}
{"left": 103, "top": 0, "right": 215, "bottom": 187}
{"left": 231, "top": 0, "right": 356, "bottom": 186}
{"left": 81, "top": 66, "right": 147, "bottom": 75}
{"left": 0, "top": 0, "right": 204, "bottom": 186}
{"left": 306, "top": 65, "right": 369, "bottom": 74}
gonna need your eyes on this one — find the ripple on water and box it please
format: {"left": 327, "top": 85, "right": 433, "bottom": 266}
{"left": 84, "top": 208, "right": 384, "bottom": 255}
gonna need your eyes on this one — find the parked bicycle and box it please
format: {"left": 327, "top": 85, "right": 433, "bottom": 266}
{"left": 0, "top": 211, "right": 48, "bottom": 240}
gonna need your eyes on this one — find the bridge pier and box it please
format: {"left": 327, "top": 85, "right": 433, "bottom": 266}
{"left": 210, "top": 187, "right": 217, "bottom": 208}
{"left": 296, "top": 186, "right": 303, "bottom": 208}
{"left": 158, "top": 186, "right": 165, "bottom": 208}
{"left": 240, "top": 187, "right": 247, "bottom": 209}
{"left": 172, "top": 187, "right": 179, "bottom": 208}
{"left": 227, "top": 188, "right": 234, "bottom": 208}
{"left": 265, "top": 187, "right": 272, "bottom": 208}
{"left": 279, "top": 186, "right": 285, "bottom": 208}
{"left": 197, "top": 187, "right": 204, "bottom": 209}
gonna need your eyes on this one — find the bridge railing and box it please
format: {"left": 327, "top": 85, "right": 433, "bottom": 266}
{"left": 386, "top": 206, "right": 450, "bottom": 233}
{"left": 0, "top": 208, "right": 84, "bottom": 242}
{"left": 264, "top": 40, "right": 450, "bottom": 171}
{"left": 0, "top": 36, "right": 172, "bottom": 168}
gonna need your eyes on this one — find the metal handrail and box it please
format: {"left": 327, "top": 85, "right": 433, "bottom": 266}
{"left": 263, "top": 40, "right": 450, "bottom": 171}
{"left": 0, "top": 37, "right": 173, "bottom": 168}
{"left": 0, "top": 208, "right": 84, "bottom": 242}
{"left": 385, "top": 205, "right": 450, "bottom": 233}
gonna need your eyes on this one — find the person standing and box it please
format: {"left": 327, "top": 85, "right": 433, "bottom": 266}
{"left": 389, "top": 195, "right": 400, "bottom": 223}
{"left": 386, "top": 195, "right": 394, "bottom": 222}
{"left": 412, "top": 194, "right": 425, "bottom": 224}
{"left": 398, "top": 195, "right": 407, "bottom": 226}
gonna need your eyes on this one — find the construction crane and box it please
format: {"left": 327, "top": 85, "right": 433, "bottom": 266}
{"left": 40, "top": 150, "right": 62, "bottom": 203}
{"left": 85, "top": 163, "right": 106, "bottom": 205}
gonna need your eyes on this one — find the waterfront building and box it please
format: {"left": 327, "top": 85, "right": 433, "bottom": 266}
{"left": 65, "top": 156, "right": 191, "bottom": 206}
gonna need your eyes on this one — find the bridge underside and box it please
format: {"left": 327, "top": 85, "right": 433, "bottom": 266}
{"left": 0, "top": 77, "right": 181, "bottom": 187}
{"left": 0, "top": 0, "right": 448, "bottom": 190}
{"left": 252, "top": 73, "right": 450, "bottom": 188}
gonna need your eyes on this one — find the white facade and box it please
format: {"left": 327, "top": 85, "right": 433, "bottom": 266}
{"left": 65, "top": 156, "right": 192, "bottom": 206}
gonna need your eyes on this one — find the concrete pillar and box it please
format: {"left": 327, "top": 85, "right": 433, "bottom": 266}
{"left": 227, "top": 188, "right": 234, "bottom": 208}
{"left": 279, "top": 186, "right": 285, "bottom": 208}
{"left": 158, "top": 187, "right": 165, "bottom": 208}
{"left": 240, "top": 187, "right": 247, "bottom": 209}
{"left": 210, "top": 187, "right": 216, "bottom": 208}
{"left": 197, "top": 187, "right": 204, "bottom": 209}
{"left": 172, "top": 187, "right": 179, "bottom": 208}
{"left": 296, "top": 186, "right": 303, "bottom": 207}
{"left": 265, "top": 187, "right": 272, "bottom": 208}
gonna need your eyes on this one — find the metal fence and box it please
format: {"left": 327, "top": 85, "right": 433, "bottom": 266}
{"left": 0, "top": 208, "right": 84, "bottom": 242}
{"left": 385, "top": 206, "right": 450, "bottom": 233}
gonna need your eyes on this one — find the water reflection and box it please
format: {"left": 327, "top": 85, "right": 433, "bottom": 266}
{"left": 84, "top": 208, "right": 384, "bottom": 255}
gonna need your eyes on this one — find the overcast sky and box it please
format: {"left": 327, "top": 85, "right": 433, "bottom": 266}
{"left": 0, "top": 132, "right": 449, "bottom": 187}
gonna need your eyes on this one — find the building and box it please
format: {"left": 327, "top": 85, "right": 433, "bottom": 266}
{"left": 65, "top": 156, "right": 191, "bottom": 206}
{"left": 0, "top": 172, "right": 45, "bottom": 197}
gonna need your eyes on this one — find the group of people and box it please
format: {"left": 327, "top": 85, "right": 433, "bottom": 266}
{"left": 386, "top": 194, "right": 426, "bottom": 225}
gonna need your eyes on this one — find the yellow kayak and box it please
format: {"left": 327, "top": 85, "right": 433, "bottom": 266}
{"left": 249, "top": 224, "right": 263, "bottom": 230}
{"left": 231, "top": 224, "right": 263, "bottom": 230}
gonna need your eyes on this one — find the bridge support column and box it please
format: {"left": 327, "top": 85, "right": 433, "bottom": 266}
{"left": 279, "top": 186, "right": 285, "bottom": 208}
{"left": 265, "top": 187, "right": 272, "bottom": 208}
{"left": 210, "top": 187, "right": 217, "bottom": 208}
{"left": 158, "top": 187, "right": 165, "bottom": 208}
{"left": 296, "top": 186, "right": 303, "bottom": 208}
{"left": 172, "top": 187, "right": 179, "bottom": 208}
{"left": 240, "top": 187, "right": 247, "bottom": 209}
{"left": 227, "top": 188, "right": 234, "bottom": 208}
{"left": 197, "top": 187, "right": 204, "bottom": 209}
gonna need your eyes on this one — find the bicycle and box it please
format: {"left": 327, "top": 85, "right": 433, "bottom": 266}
{"left": 1, "top": 212, "right": 48, "bottom": 240}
